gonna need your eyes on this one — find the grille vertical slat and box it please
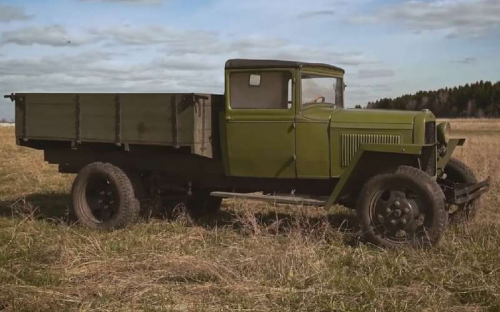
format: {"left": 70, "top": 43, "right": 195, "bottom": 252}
{"left": 351, "top": 134, "right": 356, "bottom": 164}
{"left": 341, "top": 133, "right": 401, "bottom": 167}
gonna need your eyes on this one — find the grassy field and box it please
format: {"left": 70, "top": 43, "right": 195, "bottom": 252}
{"left": 0, "top": 119, "right": 499, "bottom": 311}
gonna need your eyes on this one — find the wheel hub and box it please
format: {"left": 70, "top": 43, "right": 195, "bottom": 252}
{"left": 383, "top": 197, "right": 419, "bottom": 230}
{"left": 86, "top": 177, "right": 119, "bottom": 222}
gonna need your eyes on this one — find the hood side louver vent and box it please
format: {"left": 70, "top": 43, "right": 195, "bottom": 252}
{"left": 341, "top": 133, "right": 401, "bottom": 167}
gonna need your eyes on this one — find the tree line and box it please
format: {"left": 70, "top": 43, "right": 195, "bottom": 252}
{"left": 364, "top": 81, "right": 500, "bottom": 118}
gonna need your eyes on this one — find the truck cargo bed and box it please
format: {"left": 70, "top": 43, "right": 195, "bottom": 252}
{"left": 13, "top": 93, "right": 223, "bottom": 158}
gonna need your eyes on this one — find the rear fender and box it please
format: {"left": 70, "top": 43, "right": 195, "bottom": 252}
{"left": 324, "top": 144, "right": 423, "bottom": 209}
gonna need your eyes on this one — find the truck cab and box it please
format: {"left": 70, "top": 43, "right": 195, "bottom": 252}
{"left": 222, "top": 59, "right": 344, "bottom": 179}
{"left": 221, "top": 59, "right": 433, "bottom": 181}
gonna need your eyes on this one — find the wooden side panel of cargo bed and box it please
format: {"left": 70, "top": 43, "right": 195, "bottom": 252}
{"left": 120, "top": 94, "right": 194, "bottom": 145}
{"left": 80, "top": 94, "right": 116, "bottom": 142}
{"left": 17, "top": 93, "right": 217, "bottom": 159}
{"left": 26, "top": 94, "right": 76, "bottom": 140}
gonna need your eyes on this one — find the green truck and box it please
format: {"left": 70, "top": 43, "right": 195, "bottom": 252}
{"left": 5, "top": 59, "right": 490, "bottom": 248}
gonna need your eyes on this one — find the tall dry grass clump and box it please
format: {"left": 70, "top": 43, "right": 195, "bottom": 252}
{"left": 0, "top": 121, "right": 499, "bottom": 311}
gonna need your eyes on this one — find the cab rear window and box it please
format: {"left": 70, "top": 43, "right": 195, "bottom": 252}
{"left": 229, "top": 71, "right": 292, "bottom": 109}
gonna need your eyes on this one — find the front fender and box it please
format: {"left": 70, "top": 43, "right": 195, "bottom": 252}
{"left": 324, "top": 144, "right": 423, "bottom": 209}
{"left": 437, "top": 138, "right": 466, "bottom": 174}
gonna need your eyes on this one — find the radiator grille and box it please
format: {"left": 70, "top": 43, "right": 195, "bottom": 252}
{"left": 341, "top": 133, "right": 401, "bottom": 167}
{"left": 425, "top": 146, "right": 437, "bottom": 176}
{"left": 425, "top": 121, "right": 436, "bottom": 144}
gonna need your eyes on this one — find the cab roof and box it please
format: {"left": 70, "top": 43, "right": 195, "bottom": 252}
{"left": 225, "top": 59, "right": 345, "bottom": 73}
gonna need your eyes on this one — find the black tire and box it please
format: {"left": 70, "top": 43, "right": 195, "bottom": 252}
{"left": 357, "top": 166, "right": 447, "bottom": 248}
{"left": 444, "top": 158, "right": 480, "bottom": 224}
{"left": 72, "top": 162, "right": 140, "bottom": 230}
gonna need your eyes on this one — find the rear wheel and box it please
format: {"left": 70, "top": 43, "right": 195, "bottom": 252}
{"left": 444, "top": 158, "right": 480, "bottom": 224}
{"left": 357, "top": 166, "right": 447, "bottom": 248}
{"left": 72, "top": 162, "right": 140, "bottom": 230}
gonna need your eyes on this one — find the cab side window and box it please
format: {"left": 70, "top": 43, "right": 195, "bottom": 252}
{"left": 230, "top": 71, "right": 292, "bottom": 109}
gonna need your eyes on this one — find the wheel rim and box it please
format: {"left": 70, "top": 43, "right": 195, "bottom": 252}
{"left": 84, "top": 174, "right": 120, "bottom": 223}
{"left": 369, "top": 187, "right": 430, "bottom": 244}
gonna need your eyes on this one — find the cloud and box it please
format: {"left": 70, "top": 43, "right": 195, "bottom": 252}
{"left": 357, "top": 69, "right": 395, "bottom": 79}
{"left": 210, "top": 0, "right": 354, "bottom": 21}
{"left": 450, "top": 57, "right": 476, "bottom": 64}
{"left": 0, "top": 51, "right": 222, "bottom": 95}
{"left": 0, "top": 23, "right": 377, "bottom": 69}
{"left": 297, "top": 10, "right": 335, "bottom": 19}
{"left": 348, "top": 83, "right": 392, "bottom": 92}
{"left": 0, "top": 25, "right": 89, "bottom": 47}
{"left": 80, "top": 0, "right": 165, "bottom": 4}
{"left": 87, "top": 26, "right": 378, "bottom": 67}
{"left": 274, "top": 47, "right": 377, "bottom": 67}
{"left": 89, "top": 25, "right": 217, "bottom": 47}
{"left": 353, "top": 0, "right": 500, "bottom": 38}
{"left": 159, "top": 34, "right": 376, "bottom": 67}
{"left": 0, "top": 5, "right": 31, "bottom": 22}
{"left": 0, "top": 52, "right": 221, "bottom": 84}
{"left": 0, "top": 24, "right": 213, "bottom": 48}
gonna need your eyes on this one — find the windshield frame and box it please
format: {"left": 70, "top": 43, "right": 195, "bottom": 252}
{"left": 299, "top": 69, "right": 344, "bottom": 110}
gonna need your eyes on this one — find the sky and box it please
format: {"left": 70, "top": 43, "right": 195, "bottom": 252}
{"left": 0, "top": 0, "right": 499, "bottom": 119}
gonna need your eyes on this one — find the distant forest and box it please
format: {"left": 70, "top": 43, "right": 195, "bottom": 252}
{"left": 364, "top": 81, "right": 500, "bottom": 118}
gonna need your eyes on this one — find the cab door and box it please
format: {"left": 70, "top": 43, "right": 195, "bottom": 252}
{"left": 224, "top": 70, "right": 296, "bottom": 178}
{"left": 295, "top": 111, "right": 331, "bottom": 178}
{"left": 295, "top": 71, "right": 343, "bottom": 178}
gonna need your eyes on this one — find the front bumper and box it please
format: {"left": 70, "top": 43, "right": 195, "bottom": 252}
{"left": 438, "top": 177, "right": 491, "bottom": 205}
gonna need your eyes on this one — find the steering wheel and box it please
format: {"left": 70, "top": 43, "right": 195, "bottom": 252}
{"left": 313, "top": 96, "right": 326, "bottom": 103}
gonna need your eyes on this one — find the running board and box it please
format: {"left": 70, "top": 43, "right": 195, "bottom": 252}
{"left": 210, "top": 192, "right": 327, "bottom": 206}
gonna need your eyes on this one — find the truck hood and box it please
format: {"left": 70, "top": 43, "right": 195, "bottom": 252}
{"left": 330, "top": 109, "right": 427, "bottom": 130}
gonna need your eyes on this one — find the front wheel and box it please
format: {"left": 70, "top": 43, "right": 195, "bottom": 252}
{"left": 72, "top": 162, "right": 140, "bottom": 230}
{"left": 357, "top": 166, "right": 447, "bottom": 248}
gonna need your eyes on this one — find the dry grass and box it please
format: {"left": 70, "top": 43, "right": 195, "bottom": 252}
{"left": 0, "top": 120, "right": 499, "bottom": 311}
{"left": 441, "top": 119, "right": 500, "bottom": 132}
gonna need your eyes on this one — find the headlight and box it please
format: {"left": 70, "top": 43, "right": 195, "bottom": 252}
{"left": 437, "top": 122, "right": 450, "bottom": 145}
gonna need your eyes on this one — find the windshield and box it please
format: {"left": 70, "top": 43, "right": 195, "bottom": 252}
{"left": 301, "top": 74, "right": 343, "bottom": 108}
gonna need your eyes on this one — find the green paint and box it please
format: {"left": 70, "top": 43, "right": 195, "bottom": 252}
{"left": 14, "top": 59, "right": 463, "bottom": 207}
{"left": 437, "top": 138, "right": 466, "bottom": 172}
{"left": 324, "top": 144, "right": 423, "bottom": 209}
